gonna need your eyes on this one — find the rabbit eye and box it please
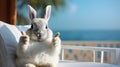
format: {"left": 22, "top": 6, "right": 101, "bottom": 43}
{"left": 31, "top": 23, "right": 36, "bottom": 29}
{"left": 46, "top": 26, "right": 48, "bottom": 29}
{"left": 31, "top": 24, "right": 33, "bottom": 29}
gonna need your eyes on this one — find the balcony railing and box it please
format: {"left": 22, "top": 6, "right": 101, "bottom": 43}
{"left": 61, "top": 42, "right": 120, "bottom": 65}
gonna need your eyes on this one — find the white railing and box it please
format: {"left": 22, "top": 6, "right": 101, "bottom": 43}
{"left": 61, "top": 45, "right": 120, "bottom": 65}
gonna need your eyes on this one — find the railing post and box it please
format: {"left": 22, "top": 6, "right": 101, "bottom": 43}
{"left": 111, "top": 50, "right": 116, "bottom": 64}
{"left": 93, "top": 50, "right": 96, "bottom": 62}
{"left": 111, "top": 49, "right": 120, "bottom": 65}
{"left": 115, "top": 49, "right": 120, "bottom": 65}
{"left": 61, "top": 49, "right": 64, "bottom": 60}
{"left": 101, "top": 51, "right": 104, "bottom": 64}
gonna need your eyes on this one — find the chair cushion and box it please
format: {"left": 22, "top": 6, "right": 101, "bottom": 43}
{"left": 0, "top": 21, "right": 30, "bottom": 67}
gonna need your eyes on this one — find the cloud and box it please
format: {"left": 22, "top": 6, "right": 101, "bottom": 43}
{"left": 69, "top": 3, "right": 77, "bottom": 14}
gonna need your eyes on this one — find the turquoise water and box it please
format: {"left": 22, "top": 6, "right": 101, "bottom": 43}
{"left": 53, "top": 30, "right": 120, "bottom": 41}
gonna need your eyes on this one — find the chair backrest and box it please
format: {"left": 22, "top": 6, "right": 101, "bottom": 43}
{"left": 0, "top": 34, "right": 13, "bottom": 67}
{"left": 0, "top": 21, "right": 30, "bottom": 67}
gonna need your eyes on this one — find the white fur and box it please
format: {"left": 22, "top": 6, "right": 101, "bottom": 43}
{"left": 16, "top": 38, "right": 61, "bottom": 67}
{"left": 16, "top": 5, "right": 61, "bottom": 67}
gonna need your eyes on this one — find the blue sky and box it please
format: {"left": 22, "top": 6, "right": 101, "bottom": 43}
{"left": 49, "top": 0, "right": 120, "bottom": 30}
{"left": 18, "top": 0, "right": 120, "bottom": 31}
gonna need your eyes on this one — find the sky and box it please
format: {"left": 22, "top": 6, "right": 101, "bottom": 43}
{"left": 49, "top": 0, "right": 120, "bottom": 30}
{"left": 18, "top": 0, "right": 120, "bottom": 31}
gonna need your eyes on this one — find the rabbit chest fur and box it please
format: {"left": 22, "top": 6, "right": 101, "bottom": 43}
{"left": 16, "top": 39, "right": 61, "bottom": 67}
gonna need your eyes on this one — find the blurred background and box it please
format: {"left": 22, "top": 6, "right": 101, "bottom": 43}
{"left": 17, "top": 0, "right": 120, "bottom": 41}
{"left": 0, "top": 0, "right": 119, "bottom": 64}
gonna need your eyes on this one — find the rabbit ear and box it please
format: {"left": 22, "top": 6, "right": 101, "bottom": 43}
{"left": 28, "top": 5, "right": 37, "bottom": 20}
{"left": 44, "top": 5, "right": 51, "bottom": 21}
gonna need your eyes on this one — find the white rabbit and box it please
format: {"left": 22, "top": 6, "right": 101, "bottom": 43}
{"left": 16, "top": 5, "right": 61, "bottom": 67}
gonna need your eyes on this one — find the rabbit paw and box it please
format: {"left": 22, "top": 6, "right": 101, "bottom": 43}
{"left": 52, "top": 32, "right": 61, "bottom": 46}
{"left": 25, "top": 63, "right": 36, "bottom": 67}
{"left": 19, "top": 31, "right": 29, "bottom": 45}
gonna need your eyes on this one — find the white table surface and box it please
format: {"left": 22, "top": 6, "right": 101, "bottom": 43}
{"left": 58, "top": 61, "right": 120, "bottom": 67}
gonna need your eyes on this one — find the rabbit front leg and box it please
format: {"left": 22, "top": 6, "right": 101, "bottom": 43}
{"left": 18, "top": 31, "right": 30, "bottom": 51}
{"left": 52, "top": 32, "right": 61, "bottom": 47}
{"left": 25, "top": 63, "right": 36, "bottom": 67}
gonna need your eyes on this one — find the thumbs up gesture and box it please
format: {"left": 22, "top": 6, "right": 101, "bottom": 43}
{"left": 19, "top": 31, "right": 29, "bottom": 44}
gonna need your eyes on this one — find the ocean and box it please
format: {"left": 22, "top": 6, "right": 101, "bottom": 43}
{"left": 53, "top": 30, "right": 120, "bottom": 41}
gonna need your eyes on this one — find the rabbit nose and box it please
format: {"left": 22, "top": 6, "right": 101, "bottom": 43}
{"left": 37, "top": 32, "right": 41, "bottom": 38}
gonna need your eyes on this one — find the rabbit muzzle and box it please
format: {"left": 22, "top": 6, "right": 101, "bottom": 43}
{"left": 36, "top": 32, "right": 41, "bottom": 39}
{"left": 32, "top": 30, "right": 47, "bottom": 41}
